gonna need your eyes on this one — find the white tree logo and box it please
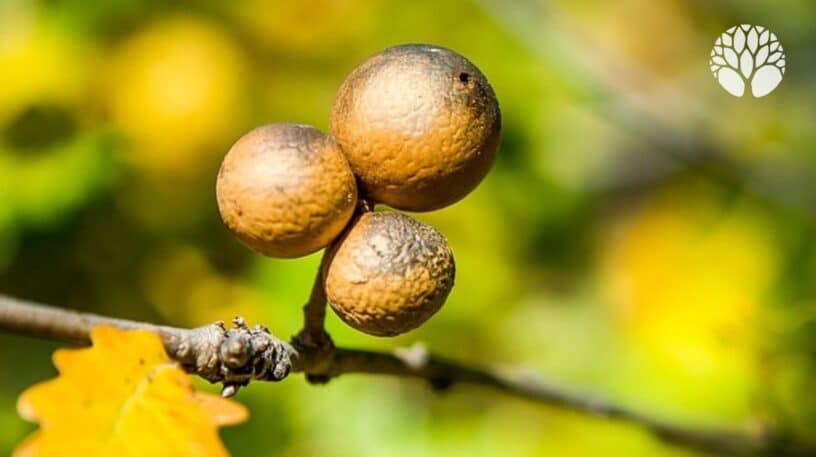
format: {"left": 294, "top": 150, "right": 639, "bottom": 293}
{"left": 710, "top": 24, "right": 785, "bottom": 98}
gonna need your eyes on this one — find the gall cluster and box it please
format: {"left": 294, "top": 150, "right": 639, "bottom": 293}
{"left": 217, "top": 44, "right": 501, "bottom": 336}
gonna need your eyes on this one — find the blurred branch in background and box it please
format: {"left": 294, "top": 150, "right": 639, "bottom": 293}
{"left": 479, "top": 0, "right": 816, "bottom": 223}
{"left": 1, "top": 293, "right": 814, "bottom": 457}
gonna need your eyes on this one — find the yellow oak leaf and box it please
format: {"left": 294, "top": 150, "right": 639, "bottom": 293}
{"left": 15, "top": 326, "right": 248, "bottom": 457}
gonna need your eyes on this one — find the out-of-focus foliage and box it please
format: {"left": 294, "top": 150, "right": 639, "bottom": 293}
{"left": 600, "top": 183, "right": 778, "bottom": 420}
{"left": 15, "top": 326, "right": 246, "bottom": 456}
{"left": 104, "top": 15, "right": 248, "bottom": 177}
{"left": 1, "top": 0, "right": 816, "bottom": 455}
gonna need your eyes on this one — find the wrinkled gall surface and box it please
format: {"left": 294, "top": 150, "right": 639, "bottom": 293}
{"left": 331, "top": 44, "right": 501, "bottom": 212}
{"left": 217, "top": 123, "right": 357, "bottom": 258}
{"left": 324, "top": 211, "right": 456, "bottom": 336}
{"left": 15, "top": 326, "right": 247, "bottom": 457}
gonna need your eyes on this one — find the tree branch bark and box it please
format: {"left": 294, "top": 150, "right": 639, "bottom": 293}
{"left": 301, "top": 262, "right": 329, "bottom": 338}
{"left": 0, "top": 293, "right": 812, "bottom": 457}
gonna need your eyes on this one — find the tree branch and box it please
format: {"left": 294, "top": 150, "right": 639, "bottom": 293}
{"left": 293, "top": 251, "right": 332, "bottom": 351}
{"left": 0, "top": 293, "right": 812, "bottom": 457}
{"left": 300, "top": 260, "right": 329, "bottom": 338}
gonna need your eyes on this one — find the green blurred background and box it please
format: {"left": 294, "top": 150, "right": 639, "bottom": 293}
{"left": 1, "top": 0, "right": 815, "bottom": 455}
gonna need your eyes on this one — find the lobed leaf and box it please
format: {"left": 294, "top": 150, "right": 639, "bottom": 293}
{"left": 15, "top": 326, "right": 248, "bottom": 457}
